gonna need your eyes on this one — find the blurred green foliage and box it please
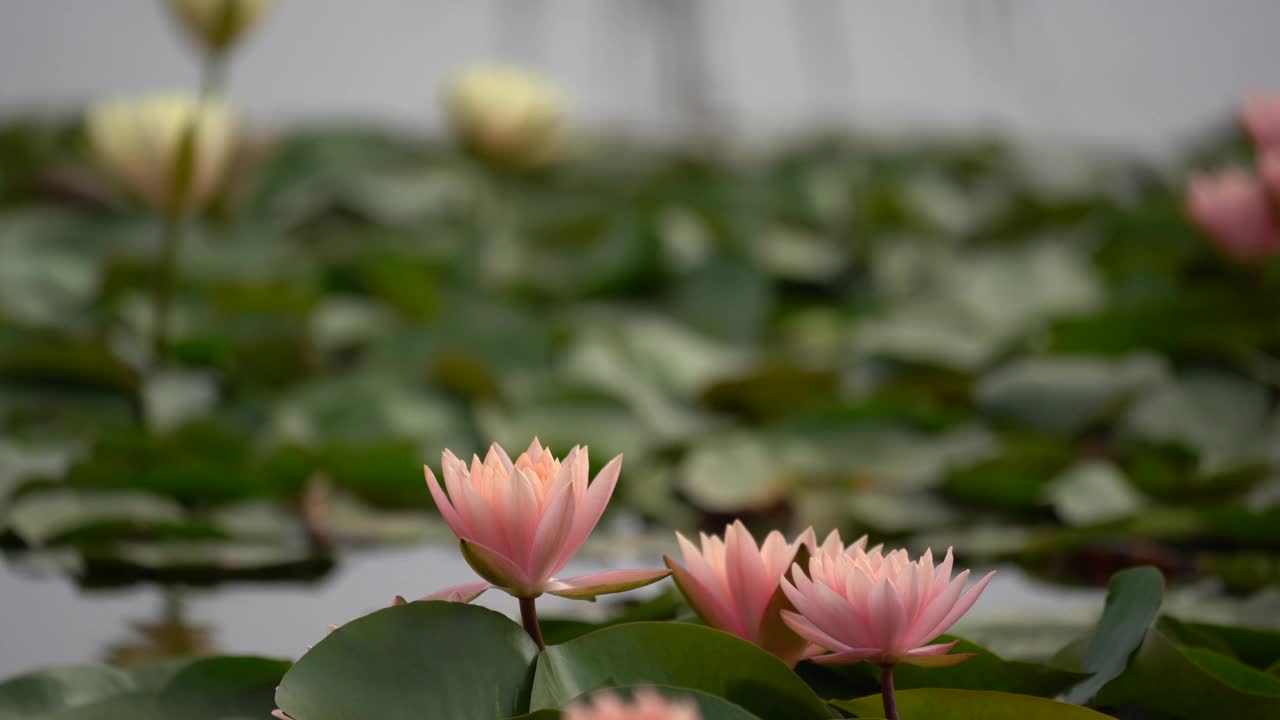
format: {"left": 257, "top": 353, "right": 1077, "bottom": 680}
{"left": 0, "top": 116, "right": 1277, "bottom": 593}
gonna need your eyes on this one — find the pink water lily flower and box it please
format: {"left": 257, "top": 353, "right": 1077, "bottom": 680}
{"left": 1186, "top": 170, "right": 1280, "bottom": 263}
{"left": 1260, "top": 151, "right": 1280, "bottom": 204}
{"left": 780, "top": 536, "right": 994, "bottom": 668}
{"left": 1242, "top": 94, "right": 1280, "bottom": 150}
{"left": 664, "top": 521, "right": 815, "bottom": 666}
{"left": 566, "top": 689, "right": 701, "bottom": 720}
{"left": 424, "top": 439, "right": 669, "bottom": 601}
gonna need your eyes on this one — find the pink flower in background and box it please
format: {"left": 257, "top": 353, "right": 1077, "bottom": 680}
{"left": 1242, "top": 95, "right": 1280, "bottom": 149}
{"left": 1259, "top": 151, "right": 1280, "bottom": 203}
{"left": 1186, "top": 170, "right": 1280, "bottom": 263}
{"left": 780, "top": 539, "right": 994, "bottom": 667}
{"left": 664, "top": 522, "right": 816, "bottom": 666}
{"left": 566, "top": 689, "right": 701, "bottom": 720}
{"left": 424, "top": 439, "right": 669, "bottom": 601}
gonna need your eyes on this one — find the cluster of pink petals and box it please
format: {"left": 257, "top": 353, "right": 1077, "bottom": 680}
{"left": 1242, "top": 95, "right": 1280, "bottom": 150}
{"left": 425, "top": 439, "right": 669, "bottom": 601}
{"left": 1187, "top": 169, "right": 1280, "bottom": 263}
{"left": 665, "top": 521, "right": 814, "bottom": 666}
{"left": 780, "top": 532, "right": 994, "bottom": 668}
{"left": 565, "top": 689, "right": 701, "bottom": 720}
{"left": 1185, "top": 94, "right": 1280, "bottom": 263}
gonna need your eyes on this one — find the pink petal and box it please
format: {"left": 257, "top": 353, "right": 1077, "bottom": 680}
{"left": 459, "top": 538, "right": 534, "bottom": 595}
{"left": 812, "top": 577, "right": 873, "bottom": 649}
{"left": 1187, "top": 170, "right": 1280, "bottom": 263}
{"left": 272, "top": 711, "right": 294, "bottom": 720}
{"left": 1242, "top": 94, "right": 1280, "bottom": 149}
{"left": 557, "top": 454, "right": 622, "bottom": 571}
{"left": 921, "top": 570, "right": 995, "bottom": 641}
{"left": 667, "top": 555, "right": 745, "bottom": 638}
{"left": 677, "top": 532, "right": 726, "bottom": 595}
{"left": 806, "top": 647, "right": 882, "bottom": 666}
{"left": 725, "top": 520, "right": 771, "bottom": 640}
{"left": 419, "top": 581, "right": 491, "bottom": 604}
{"left": 440, "top": 451, "right": 472, "bottom": 520}
{"left": 906, "top": 640, "right": 958, "bottom": 656}
{"left": 528, "top": 479, "right": 578, "bottom": 582}
{"left": 760, "top": 530, "right": 798, "bottom": 580}
{"left": 780, "top": 609, "right": 855, "bottom": 654}
{"left": 543, "top": 568, "right": 670, "bottom": 600}
{"left": 909, "top": 571, "right": 968, "bottom": 648}
{"left": 868, "top": 576, "right": 907, "bottom": 652}
{"left": 424, "top": 465, "right": 469, "bottom": 539}
{"left": 1261, "top": 151, "right": 1280, "bottom": 202}
{"left": 497, "top": 466, "right": 540, "bottom": 565}
{"left": 457, "top": 474, "right": 509, "bottom": 555}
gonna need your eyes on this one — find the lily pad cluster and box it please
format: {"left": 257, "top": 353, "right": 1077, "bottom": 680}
{"left": 1, "top": 117, "right": 1278, "bottom": 594}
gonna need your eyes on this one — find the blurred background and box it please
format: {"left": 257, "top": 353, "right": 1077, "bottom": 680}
{"left": 5, "top": 1, "right": 1280, "bottom": 150}
{"left": 3, "top": 0, "right": 1280, "bottom": 681}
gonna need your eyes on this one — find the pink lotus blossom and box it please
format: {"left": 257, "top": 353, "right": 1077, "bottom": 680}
{"left": 566, "top": 689, "right": 701, "bottom": 720}
{"left": 780, "top": 535, "right": 994, "bottom": 667}
{"left": 424, "top": 439, "right": 669, "bottom": 600}
{"left": 664, "top": 521, "right": 815, "bottom": 666}
{"left": 1242, "top": 95, "right": 1280, "bottom": 150}
{"left": 1186, "top": 170, "right": 1280, "bottom": 263}
{"left": 1260, "top": 151, "right": 1280, "bottom": 204}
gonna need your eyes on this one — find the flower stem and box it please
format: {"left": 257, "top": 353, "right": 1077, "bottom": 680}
{"left": 518, "top": 596, "right": 545, "bottom": 651}
{"left": 151, "top": 210, "right": 186, "bottom": 364}
{"left": 881, "top": 664, "right": 899, "bottom": 720}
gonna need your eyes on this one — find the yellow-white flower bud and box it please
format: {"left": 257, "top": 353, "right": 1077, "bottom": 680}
{"left": 444, "top": 63, "right": 564, "bottom": 169}
{"left": 87, "top": 94, "right": 238, "bottom": 215}
{"left": 170, "top": 0, "right": 272, "bottom": 54}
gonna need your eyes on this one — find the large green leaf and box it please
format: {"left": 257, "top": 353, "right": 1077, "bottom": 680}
{"left": 1061, "top": 565, "right": 1164, "bottom": 704}
{"left": 1159, "top": 617, "right": 1280, "bottom": 670}
{"left": 530, "top": 622, "right": 831, "bottom": 720}
{"left": 1097, "top": 626, "right": 1280, "bottom": 719}
{"left": 275, "top": 601, "right": 539, "bottom": 720}
{"left": 834, "top": 688, "right": 1114, "bottom": 719}
{"left": 806, "top": 635, "right": 1088, "bottom": 699}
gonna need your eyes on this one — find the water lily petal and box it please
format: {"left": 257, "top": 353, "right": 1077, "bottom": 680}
{"left": 544, "top": 568, "right": 670, "bottom": 600}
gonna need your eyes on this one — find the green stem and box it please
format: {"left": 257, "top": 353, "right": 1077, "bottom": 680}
{"left": 519, "top": 596, "right": 545, "bottom": 651}
{"left": 881, "top": 664, "right": 899, "bottom": 720}
{"left": 151, "top": 210, "right": 186, "bottom": 364}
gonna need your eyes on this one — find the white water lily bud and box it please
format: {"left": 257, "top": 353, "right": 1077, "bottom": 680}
{"left": 170, "top": 0, "right": 273, "bottom": 54}
{"left": 87, "top": 94, "right": 238, "bottom": 214}
{"left": 444, "top": 63, "right": 564, "bottom": 169}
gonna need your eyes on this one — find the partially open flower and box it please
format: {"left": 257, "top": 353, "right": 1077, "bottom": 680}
{"left": 781, "top": 538, "right": 994, "bottom": 668}
{"left": 665, "top": 521, "right": 815, "bottom": 666}
{"left": 444, "top": 63, "right": 563, "bottom": 169}
{"left": 86, "top": 94, "right": 237, "bottom": 215}
{"left": 424, "top": 439, "right": 669, "bottom": 601}
{"left": 1186, "top": 169, "right": 1280, "bottom": 263}
{"left": 566, "top": 689, "right": 701, "bottom": 720}
{"left": 170, "top": 0, "right": 273, "bottom": 54}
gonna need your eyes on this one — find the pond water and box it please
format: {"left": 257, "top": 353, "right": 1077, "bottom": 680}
{"left": 0, "top": 537, "right": 1116, "bottom": 679}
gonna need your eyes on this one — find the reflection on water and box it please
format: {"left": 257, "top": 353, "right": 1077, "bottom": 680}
{"left": 2, "top": 537, "right": 1105, "bottom": 678}
{"left": 6, "top": 537, "right": 1275, "bottom": 679}
{"left": 104, "top": 589, "right": 214, "bottom": 667}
